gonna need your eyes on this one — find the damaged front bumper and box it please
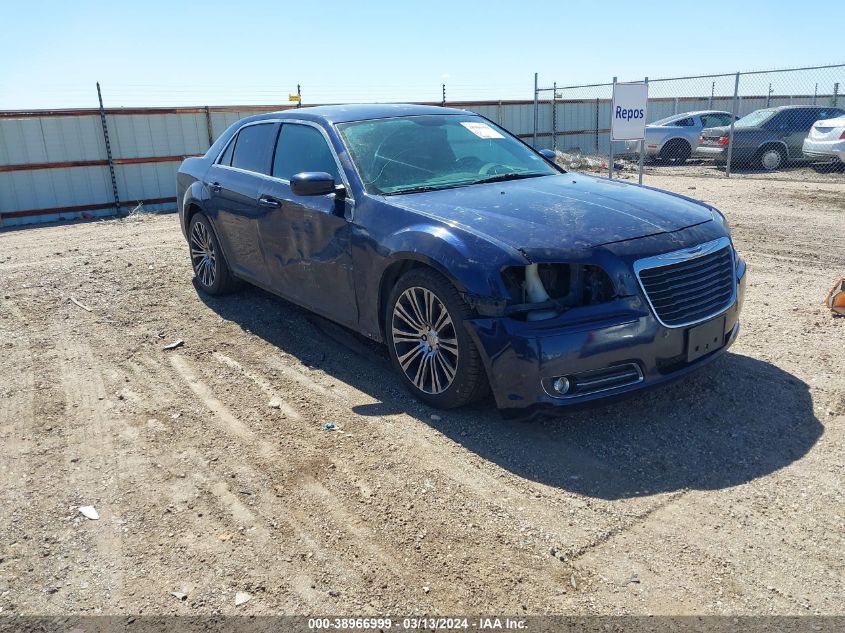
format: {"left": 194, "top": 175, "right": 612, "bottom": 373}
{"left": 465, "top": 267, "right": 746, "bottom": 412}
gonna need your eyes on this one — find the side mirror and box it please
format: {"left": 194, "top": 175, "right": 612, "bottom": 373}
{"left": 538, "top": 148, "right": 557, "bottom": 162}
{"left": 290, "top": 172, "right": 340, "bottom": 196}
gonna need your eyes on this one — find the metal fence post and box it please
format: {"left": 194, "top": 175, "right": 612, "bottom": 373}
{"left": 709, "top": 81, "right": 715, "bottom": 108}
{"left": 725, "top": 72, "right": 740, "bottom": 178}
{"left": 532, "top": 73, "right": 538, "bottom": 148}
{"left": 608, "top": 76, "right": 617, "bottom": 180}
{"left": 551, "top": 82, "right": 557, "bottom": 151}
{"left": 441, "top": 83, "right": 446, "bottom": 107}
{"left": 834, "top": 82, "right": 840, "bottom": 107}
{"left": 638, "top": 77, "right": 648, "bottom": 186}
{"left": 204, "top": 106, "right": 214, "bottom": 148}
{"left": 96, "top": 82, "right": 121, "bottom": 216}
{"left": 594, "top": 97, "right": 600, "bottom": 154}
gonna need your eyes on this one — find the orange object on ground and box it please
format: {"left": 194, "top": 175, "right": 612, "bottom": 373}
{"left": 825, "top": 276, "right": 845, "bottom": 316}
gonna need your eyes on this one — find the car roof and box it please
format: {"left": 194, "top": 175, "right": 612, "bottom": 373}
{"left": 240, "top": 103, "right": 472, "bottom": 125}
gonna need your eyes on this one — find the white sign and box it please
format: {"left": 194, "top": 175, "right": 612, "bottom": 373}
{"left": 610, "top": 82, "right": 649, "bottom": 141}
{"left": 460, "top": 121, "right": 504, "bottom": 139}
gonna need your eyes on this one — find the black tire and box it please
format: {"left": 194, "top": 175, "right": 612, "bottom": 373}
{"left": 757, "top": 145, "right": 786, "bottom": 171}
{"left": 385, "top": 268, "right": 489, "bottom": 409}
{"left": 188, "top": 213, "right": 240, "bottom": 295}
{"left": 658, "top": 139, "right": 691, "bottom": 164}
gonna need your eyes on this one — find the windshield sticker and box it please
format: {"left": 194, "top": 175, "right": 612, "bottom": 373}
{"left": 460, "top": 121, "right": 504, "bottom": 139}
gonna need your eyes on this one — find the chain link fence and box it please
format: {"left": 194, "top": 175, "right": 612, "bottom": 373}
{"left": 533, "top": 64, "right": 845, "bottom": 181}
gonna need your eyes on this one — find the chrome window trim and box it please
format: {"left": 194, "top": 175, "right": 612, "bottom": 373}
{"left": 633, "top": 236, "right": 736, "bottom": 329}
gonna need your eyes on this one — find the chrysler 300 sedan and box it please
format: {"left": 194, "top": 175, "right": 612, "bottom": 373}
{"left": 176, "top": 104, "right": 746, "bottom": 413}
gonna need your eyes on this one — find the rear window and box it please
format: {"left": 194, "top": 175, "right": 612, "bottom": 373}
{"left": 230, "top": 123, "right": 275, "bottom": 174}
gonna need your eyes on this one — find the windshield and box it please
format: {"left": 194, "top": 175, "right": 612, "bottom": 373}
{"left": 336, "top": 115, "right": 558, "bottom": 195}
{"left": 735, "top": 109, "right": 776, "bottom": 128}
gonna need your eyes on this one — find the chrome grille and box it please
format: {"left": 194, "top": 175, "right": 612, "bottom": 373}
{"left": 635, "top": 238, "right": 736, "bottom": 328}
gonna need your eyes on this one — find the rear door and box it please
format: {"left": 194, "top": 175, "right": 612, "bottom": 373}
{"left": 257, "top": 122, "right": 357, "bottom": 327}
{"left": 205, "top": 122, "right": 277, "bottom": 285}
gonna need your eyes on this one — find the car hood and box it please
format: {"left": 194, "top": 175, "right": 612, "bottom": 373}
{"left": 386, "top": 174, "right": 714, "bottom": 258}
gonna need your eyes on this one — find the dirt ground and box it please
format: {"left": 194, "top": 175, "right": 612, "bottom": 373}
{"left": 0, "top": 173, "right": 843, "bottom": 617}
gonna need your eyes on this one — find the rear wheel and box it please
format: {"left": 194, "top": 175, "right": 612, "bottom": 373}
{"left": 757, "top": 146, "right": 786, "bottom": 171}
{"left": 386, "top": 268, "right": 488, "bottom": 409}
{"left": 658, "top": 139, "right": 691, "bottom": 164}
{"left": 188, "top": 213, "right": 240, "bottom": 295}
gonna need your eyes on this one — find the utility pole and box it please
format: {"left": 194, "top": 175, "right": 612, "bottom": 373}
{"left": 441, "top": 84, "right": 446, "bottom": 107}
{"left": 297, "top": 84, "right": 301, "bottom": 108}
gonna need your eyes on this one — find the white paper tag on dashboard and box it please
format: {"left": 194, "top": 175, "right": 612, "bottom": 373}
{"left": 460, "top": 121, "right": 504, "bottom": 139}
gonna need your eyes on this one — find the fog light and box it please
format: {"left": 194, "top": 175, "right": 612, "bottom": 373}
{"left": 552, "top": 376, "right": 570, "bottom": 395}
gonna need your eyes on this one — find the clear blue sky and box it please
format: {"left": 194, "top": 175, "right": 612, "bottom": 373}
{"left": 1, "top": 0, "right": 841, "bottom": 109}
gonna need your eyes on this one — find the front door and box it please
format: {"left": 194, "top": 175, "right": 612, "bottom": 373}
{"left": 257, "top": 122, "right": 357, "bottom": 328}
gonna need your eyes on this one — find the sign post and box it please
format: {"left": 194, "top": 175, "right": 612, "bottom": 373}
{"left": 610, "top": 79, "right": 649, "bottom": 181}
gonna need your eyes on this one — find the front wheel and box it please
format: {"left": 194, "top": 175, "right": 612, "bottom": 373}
{"left": 386, "top": 269, "right": 489, "bottom": 409}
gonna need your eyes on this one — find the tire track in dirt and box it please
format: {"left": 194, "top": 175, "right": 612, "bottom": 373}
{"left": 53, "top": 326, "right": 126, "bottom": 610}
{"left": 163, "top": 352, "right": 420, "bottom": 607}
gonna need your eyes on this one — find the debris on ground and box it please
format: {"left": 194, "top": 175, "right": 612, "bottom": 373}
{"left": 234, "top": 591, "right": 251, "bottom": 606}
{"left": 554, "top": 150, "right": 637, "bottom": 174}
{"left": 162, "top": 340, "right": 184, "bottom": 351}
{"left": 78, "top": 506, "right": 99, "bottom": 521}
{"left": 824, "top": 276, "right": 845, "bottom": 315}
{"left": 268, "top": 399, "right": 282, "bottom": 409}
{"left": 429, "top": 414, "right": 441, "bottom": 421}
{"left": 322, "top": 422, "right": 337, "bottom": 431}
{"left": 69, "top": 297, "right": 92, "bottom": 312}
{"left": 170, "top": 591, "right": 187, "bottom": 601}
{"left": 622, "top": 574, "right": 641, "bottom": 586}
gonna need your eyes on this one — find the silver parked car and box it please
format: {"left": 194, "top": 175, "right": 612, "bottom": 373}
{"left": 626, "top": 110, "right": 736, "bottom": 164}
{"left": 803, "top": 115, "right": 845, "bottom": 166}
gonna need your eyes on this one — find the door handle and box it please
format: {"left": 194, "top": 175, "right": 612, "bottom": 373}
{"left": 208, "top": 181, "right": 222, "bottom": 193}
{"left": 258, "top": 196, "right": 281, "bottom": 209}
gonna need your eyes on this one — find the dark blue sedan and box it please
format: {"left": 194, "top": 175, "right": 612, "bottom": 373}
{"left": 176, "top": 104, "right": 746, "bottom": 413}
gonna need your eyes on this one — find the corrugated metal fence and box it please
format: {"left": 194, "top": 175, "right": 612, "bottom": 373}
{"left": 0, "top": 101, "right": 540, "bottom": 227}
{"left": 1, "top": 85, "right": 840, "bottom": 227}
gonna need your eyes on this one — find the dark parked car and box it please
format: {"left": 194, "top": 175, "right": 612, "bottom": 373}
{"left": 695, "top": 105, "right": 845, "bottom": 170}
{"left": 177, "top": 104, "right": 746, "bottom": 414}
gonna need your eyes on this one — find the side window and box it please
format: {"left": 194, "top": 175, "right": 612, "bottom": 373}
{"left": 218, "top": 136, "right": 236, "bottom": 166}
{"left": 672, "top": 117, "right": 694, "bottom": 127}
{"left": 717, "top": 114, "right": 735, "bottom": 126}
{"left": 272, "top": 124, "right": 340, "bottom": 183}
{"left": 230, "top": 123, "right": 275, "bottom": 174}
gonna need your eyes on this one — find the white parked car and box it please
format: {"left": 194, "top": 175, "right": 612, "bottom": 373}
{"left": 803, "top": 115, "right": 845, "bottom": 165}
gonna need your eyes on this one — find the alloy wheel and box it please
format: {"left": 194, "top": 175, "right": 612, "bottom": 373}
{"left": 391, "top": 286, "right": 459, "bottom": 394}
{"left": 190, "top": 220, "right": 217, "bottom": 288}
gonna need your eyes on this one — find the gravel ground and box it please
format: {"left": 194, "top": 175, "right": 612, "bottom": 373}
{"left": 0, "top": 174, "right": 843, "bottom": 617}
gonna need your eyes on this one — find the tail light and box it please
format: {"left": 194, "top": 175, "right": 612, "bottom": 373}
{"left": 717, "top": 136, "right": 730, "bottom": 146}
{"left": 697, "top": 135, "right": 705, "bottom": 145}
{"left": 839, "top": 131, "right": 845, "bottom": 140}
